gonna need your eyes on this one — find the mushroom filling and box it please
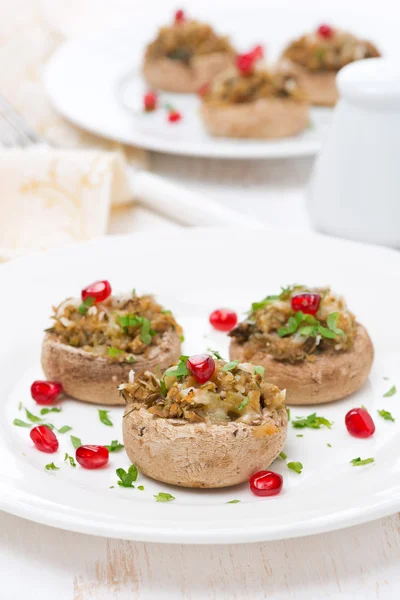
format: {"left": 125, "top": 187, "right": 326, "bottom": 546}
{"left": 283, "top": 29, "right": 380, "bottom": 73}
{"left": 203, "top": 68, "right": 307, "bottom": 106}
{"left": 229, "top": 285, "right": 356, "bottom": 363}
{"left": 120, "top": 358, "right": 285, "bottom": 426}
{"left": 145, "top": 20, "right": 234, "bottom": 65}
{"left": 47, "top": 291, "right": 182, "bottom": 361}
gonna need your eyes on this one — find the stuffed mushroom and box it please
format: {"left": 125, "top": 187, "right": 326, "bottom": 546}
{"left": 201, "top": 49, "right": 309, "bottom": 139}
{"left": 42, "top": 280, "right": 182, "bottom": 405}
{"left": 143, "top": 9, "right": 235, "bottom": 93}
{"left": 121, "top": 353, "right": 287, "bottom": 488}
{"left": 229, "top": 285, "right": 373, "bottom": 405}
{"left": 279, "top": 24, "right": 380, "bottom": 106}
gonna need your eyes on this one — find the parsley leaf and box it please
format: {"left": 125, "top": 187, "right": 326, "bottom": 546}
{"left": 128, "top": 356, "right": 135, "bottom": 364}
{"left": 58, "top": 425, "right": 72, "bottom": 434}
{"left": 279, "top": 451, "right": 287, "bottom": 460}
{"left": 278, "top": 311, "right": 305, "bottom": 337}
{"left": 117, "top": 314, "right": 156, "bottom": 345}
{"left": 249, "top": 295, "right": 280, "bottom": 314}
{"left": 116, "top": 464, "right": 138, "bottom": 488}
{"left": 70, "top": 435, "right": 82, "bottom": 449}
{"left": 296, "top": 434, "right": 303, "bottom": 437}
{"left": 45, "top": 462, "right": 59, "bottom": 471}
{"left": 327, "top": 312, "right": 344, "bottom": 336}
{"left": 140, "top": 317, "right": 154, "bottom": 345}
{"left": 378, "top": 409, "right": 395, "bottom": 422}
{"left": 25, "top": 408, "right": 42, "bottom": 423}
{"left": 13, "top": 418, "right": 31, "bottom": 428}
{"left": 384, "top": 385, "right": 397, "bottom": 397}
{"left": 64, "top": 453, "right": 76, "bottom": 467}
{"left": 318, "top": 326, "right": 336, "bottom": 340}
{"left": 78, "top": 296, "right": 95, "bottom": 315}
{"left": 227, "top": 499, "right": 240, "bottom": 504}
{"left": 160, "top": 378, "right": 167, "bottom": 397}
{"left": 327, "top": 443, "right": 332, "bottom": 448}
{"left": 40, "top": 407, "right": 61, "bottom": 415}
{"left": 165, "top": 355, "right": 189, "bottom": 379}
{"left": 350, "top": 457, "right": 375, "bottom": 467}
{"left": 287, "top": 461, "right": 303, "bottom": 474}
{"left": 222, "top": 360, "right": 239, "bottom": 372}
{"left": 292, "top": 413, "right": 332, "bottom": 429}
{"left": 18, "top": 401, "right": 22, "bottom": 411}
{"left": 107, "top": 346, "right": 123, "bottom": 357}
{"left": 254, "top": 365, "right": 265, "bottom": 379}
{"left": 287, "top": 407, "right": 291, "bottom": 421}
{"left": 207, "top": 348, "right": 223, "bottom": 360}
{"left": 238, "top": 397, "right": 249, "bottom": 411}
{"left": 138, "top": 485, "right": 145, "bottom": 491}
{"left": 154, "top": 492, "right": 175, "bottom": 502}
{"left": 105, "top": 440, "right": 124, "bottom": 452}
{"left": 99, "top": 410, "right": 113, "bottom": 427}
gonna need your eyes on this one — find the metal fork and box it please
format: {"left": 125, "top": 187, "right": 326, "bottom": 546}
{"left": 0, "top": 95, "right": 46, "bottom": 147}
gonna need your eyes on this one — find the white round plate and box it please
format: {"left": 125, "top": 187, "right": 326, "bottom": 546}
{"left": 43, "top": 1, "right": 396, "bottom": 159}
{"left": 1, "top": 229, "right": 400, "bottom": 544}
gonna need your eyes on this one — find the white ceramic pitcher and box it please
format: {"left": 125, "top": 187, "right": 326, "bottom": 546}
{"left": 307, "top": 58, "right": 400, "bottom": 247}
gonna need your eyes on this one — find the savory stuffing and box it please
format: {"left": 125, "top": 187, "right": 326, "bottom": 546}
{"left": 145, "top": 20, "right": 234, "bottom": 64}
{"left": 230, "top": 285, "right": 356, "bottom": 363}
{"left": 47, "top": 291, "right": 182, "bottom": 361}
{"left": 283, "top": 29, "right": 380, "bottom": 72}
{"left": 120, "top": 357, "right": 285, "bottom": 426}
{"left": 202, "top": 67, "right": 307, "bottom": 106}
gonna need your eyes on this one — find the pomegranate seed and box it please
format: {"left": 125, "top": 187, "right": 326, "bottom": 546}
{"left": 345, "top": 408, "right": 375, "bottom": 438}
{"left": 236, "top": 52, "right": 255, "bottom": 75}
{"left": 175, "top": 9, "right": 185, "bottom": 24}
{"left": 250, "top": 470, "right": 283, "bottom": 497}
{"left": 168, "top": 110, "right": 182, "bottom": 123}
{"left": 187, "top": 354, "right": 215, "bottom": 384}
{"left": 31, "top": 380, "right": 63, "bottom": 405}
{"left": 30, "top": 425, "right": 59, "bottom": 453}
{"left": 144, "top": 91, "right": 157, "bottom": 112}
{"left": 317, "top": 24, "right": 334, "bottom": 39}
{"left": 81, "top": 280, "right": 111, "bottom": 303}
{"left": 291, "top": 293, "right": 321, "bottom": 315}
{"left": 76, "top": 445, "right": 109, "bottom": 469}
{"left": 250, "top": 45, "right": 264, "bottom": 60}
{"left": 209, "top": 308, "right": 238, "bottom": 332}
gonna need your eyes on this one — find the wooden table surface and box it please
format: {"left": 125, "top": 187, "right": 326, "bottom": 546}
{"left": 2, "top": 153, "right": 400, "bottom": 599}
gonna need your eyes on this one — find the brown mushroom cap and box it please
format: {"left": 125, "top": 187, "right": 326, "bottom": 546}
{"left": 41, "top": 330, "right": 181, "bottom": 406}
{"left": 142, "top": 53, "right": 233, "bottom": 93}
{"left": 122, "top": 405, "right": 287, "bottom": 488}
{"left": 229, "top": 324, "right": 373, "bottom": 405}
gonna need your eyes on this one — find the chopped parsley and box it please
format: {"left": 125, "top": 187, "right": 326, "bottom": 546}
{"left": 160, "top": 378, "right": 167, "bottom": 397}
{"left": 64, "top": 453, "right": 76, "bottom": 467}
{"left": 78, "top": 296, "right": 95, "bottom": 315}
{"left": 116, "top": 464, "right": 138, "bottom": 488}
{"left": 154, "top": 492, "right": 175, "bottom": 503}
{"left": 222, "top": 360, "right": 239, "bottom": 372}
{"left": 292, "top": 413, "right": 332, "bottom": 430}
{"left": 18, "top": 402, "right": 22, "bottom": 411}
{"left": 253, "top": 365, "right": 265, "bottom": 379}
{"left": 383, "top": 385, "right": 397, "bottom": 398}
{"left": 278, "top": 310, "right": 343, "bottom": 339}
{"left": 238, "top": 397, "right": 249, "bottom": 411}
{"left": 40, "top": 407, "right": 62, "bottom": 415}
{"left": 207, "top": 348, "right": 223, "bottom": 360}
{"left": 327, "top": 443, "right": 332, "bottom": 448}
{"left": 99, "top": 410, "right": 113, "bottom": 427}
{"left": 138, "top": 485, "right": 145, "bottom": 491}
{"left": 165, "top": 355, "right": 189, "bottom": 379}
{"left": 128, "top": 356, "right": 135, "bottom": 364}
{"left": 45, "top": 462, "right": 59, "bottom": 471}
{"left": 377, "top": 409, "right": 395, "bottom": 422}
{"left": 107, "top": 346, "right": 123, "bottom": 357}
{"left": 117, "top": 314, "right": 156, "bottom": 345}
{"left": 227, "top": 499, "right": 240, "bottom": 504}
{"left": 25, "top": 408, "right": 42, "bottom": 423}
{"left": 105, "top": 440, "right": 124, "bottom": 452}
{"left": 287, "top": 407, "right": 291, "bottom": 421}
{"left": 326, "top": 312, "right": 344, "bottom": 336}
{"left": 287, "top": 461, "right": 303, "bottom": 474}
{"left": 350, "top": 457, "right": 375, "bottom": 467}
{"left": 13, "top": 419, "right": 31, "bottom": 428}
{"left": 279, "top": 451, "right": 287, "bottom": 460}
{"left": 58, "top": 425, "right": 72, "bottom": 434}
{"left": 70, "top": 435, "right": 82, "bottom": 449}
{"left": 248, "top": 295, "right": 280, "bottom": 314}
{"left": 161, "top": 309, "right": 172, "bottom": 315}
{"left": 296, "top": 434, "right": 303, "bottom": 438}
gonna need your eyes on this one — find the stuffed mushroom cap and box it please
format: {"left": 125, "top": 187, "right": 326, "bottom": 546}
{"left": 42, "top": 291, "right": 182, "bottom": 405}
{"left": 229, "top": 285, "right": 374, "bottom": 405}
{"left": 121, "top": 355, "right": 287, "bottom": 488}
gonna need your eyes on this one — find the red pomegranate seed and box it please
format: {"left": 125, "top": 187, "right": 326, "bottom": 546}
{"left": 250, "top": 470, "right": 283, "bottom": 497}
{"left": 187, "top": 354, "right": 215, "bottom": 384}
{"left": 345, "top": 408, "right": 375, "bottom": 438}
{"left": 209, "top": 308, "right": 238, "bottom": 332}
{"left": 291, "top": 293, "right": 321, "bottom": 315}
{"left": 250, "top": 45, "right": 264, "bottom": 60}
{"left": 317, "top": 24, "right": 334, "bottom": 39}
{"left": 168, "top": 110, "right": 182, "bottom": 123}
{"left": 76, "top": 445, "right": 109, "bottom": 469}
{"left": 30, "top": 425, "right": 59, "bottom": 453}
{"left": 144, "top": 91, "right": 157, "bottom": 112}
{"left": 236, "top": 52, "right": 255, "bottom": 75}
{"left": 81, "top": 280, "right": 111, "bottom": 304}
{"left": 31, "top": 380, "right": 63, "bottom": 405}
{"left": 175, "top": 9, "right": 185, "bottom": 24}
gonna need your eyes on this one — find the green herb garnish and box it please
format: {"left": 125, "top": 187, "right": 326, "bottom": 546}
{"left": 45, "top": 462, "right": 59, "bottom": 471}
{"left": 287, "top": 461, "right": 303, "bottom": 474}
{"left": 107, "top": 346, "right": 123, "bottom": 357}
{"left": 116, "top": 464, "right": 138, "bottom": 488}
{"left": 154, "top": 492, "right": 175, "bottom": 502}
{"left": 327, "top": 443, "right": 332, "bottom": 448}
{"left": 327, "top": 312, "right": 344, "bottom": 336}
{"left": 13, "top": 419, "right": 31, "bottom": 428}
{"left": 207, "top": 348, "right": 223, "bottom": 360}
{"left": 279, "top": 451, "right": 287, "bottom": 460}
{"left": 227, "top": 499, "right": 240, "bottom": 504}
{"left": 117, "top": 314, "right": 156, "bottom": 345}
{"left": 160, "top": 378, "right": 167, "bottom": 397}
{"left": 296, "top": 434, "right": 303, "bottom": 437}
{"left": 18, "top": 402, "right": 22, "bottom": 411}
{"left": 292, "top": 413, "right": 332, "bottom": 430}
{"left": 128, "top": 356, "right": 135, "bottom": 364}
{"left": 78, "top": 296, "right": 95, "bottom": 315}
{"left": 99, "top": 410, "right": 113, "bottom": 427}
{"left": 384, "top": 385, "right": 397, "bottom": 397}
{"left": 254, "top": 365, "right": 265, "bottom": 379}
{"left": 138, "top": 485, "right": 144, "bottom": 491}
{"left": 58, "top": 425, "right": 72, "bottom": 434}
{"left": 350, "top": 457, "right": 375, "bottom": 467}
{"left": 40, "top": 407, "right": 62, "bottom": 415}
{"left": 25, "top": 408, "right": 42, "bottom": 423}
{"left": 248, "top": 295, "right": 280, "bottom": 314}
{"left": 70, "top": 435, "right": 82, "bottom": 449}
{"left": 222, "top": 360, "right": 239, "bottom": 372}
{"left": 238, "top": 397, "right": 249, "bottom": 411}
{"left": 165, "top": 355, "right": 189, "bottom": 379}
{"left": 378, "top": 409, "right": 395, "bottom": 422}
{"left": 64, "top": 453, "right": 76, "bottom": 467}
{"left": 287, "top": 407, "right": 291, "bottom": 422}
{"left": 105, "top": 440, "right": 124, "bottom": 452}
